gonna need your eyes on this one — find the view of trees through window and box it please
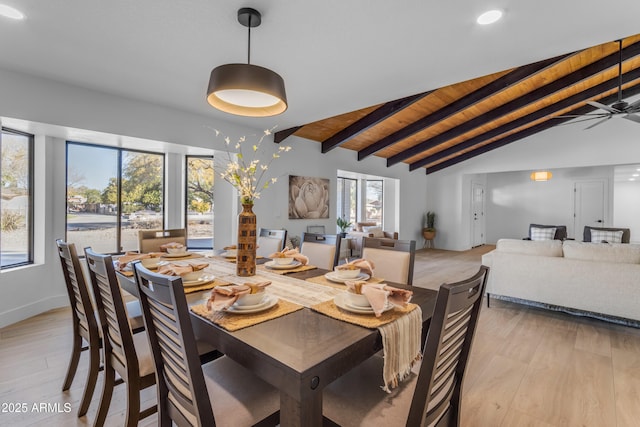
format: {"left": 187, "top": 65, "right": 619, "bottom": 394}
{"left": 337, "top": 177, "right": 357, "bottom": 226}
{"left": 1, "top": 128, "right": 33, "bottom": 268}
{"left": 66, "top": 143, "right": 164, "bottom": 254}
{"left": 365, "top": 180, "right": 383, "bottom": 225}
{"left": 186, "top": 156, "right": 214, "bottom": 248}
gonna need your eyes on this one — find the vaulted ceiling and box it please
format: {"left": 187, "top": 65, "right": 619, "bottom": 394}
{"left": 275, "top": 34, "right": 640, "bottom": 174}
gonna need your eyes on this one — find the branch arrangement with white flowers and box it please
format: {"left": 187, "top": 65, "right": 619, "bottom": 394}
{"left": 214, "top": 127, "right": 292, "bottom": 205}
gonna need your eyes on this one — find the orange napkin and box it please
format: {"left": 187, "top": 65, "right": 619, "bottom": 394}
{"left": 206, "top": 281, "right": 271, "bottom": 311}
{"left": 156, "top": 262, "right": 208, "bottom": 276}
{"left": 345, "top": 281, "right": 413, "bottom": 317}
{"left": 117, "top": 251, "right": 159, "bottom": 270}
{"left": 223, "top": 245, "right": 237, "bottom": 250}
{"left": 268, "top": 247, "right": 309, "bottom": 265}
{"left": 160, "top": 241, "right": 185, "bottom": 251}
{"left": 336, "top": 258, "right": 375, "bottom": 276}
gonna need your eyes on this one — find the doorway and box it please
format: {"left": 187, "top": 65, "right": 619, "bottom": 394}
{"left": 471, "top": 182, "right": 485, "bottom": 247}
{"left": 574, "top": 180, "right": 607, "bottom": 239}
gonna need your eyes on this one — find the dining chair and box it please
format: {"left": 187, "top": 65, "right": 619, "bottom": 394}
{"left": 138, "top": 228, "right": 187, "bottom": 253}
{"left": 84, "top": 247, "right": 158, "bottom": 427}
{"left": 362, "top": 237, "right": 416, "bottom": 285}
{"left": 256, "top": 227, "right": 287, "bottom": 257}
{"left": 300, "top": 232, "right": 341, "bottom": 270}
{"left": 132, "top": 262, "right": 281, "bottom": 427}
{"left": 323, "top": 265, "right": 489, "bottom": 427}
{"left": 56, "top": 239, "right": 102, "bottom": 417}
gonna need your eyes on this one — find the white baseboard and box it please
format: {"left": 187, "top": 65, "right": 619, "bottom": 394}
{"left": 0, "top": 294, "right": 68, "bottom": 329}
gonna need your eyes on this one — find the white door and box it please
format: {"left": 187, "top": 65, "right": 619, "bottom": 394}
{"left": 471, "top": 183, "right": 485, "bottom": 247}
{"left": 574, "top": 180, "right": 606, "bottom": 239}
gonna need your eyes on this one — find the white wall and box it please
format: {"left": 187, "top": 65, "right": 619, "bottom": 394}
{"left": 0, "top": 68, "right": 429, "bottom": 327}
{"left": 427, "top": 118, "right": 640, "bottom": 250}
{"left": 614, "top": 180, "right": 640, "bottom": 244}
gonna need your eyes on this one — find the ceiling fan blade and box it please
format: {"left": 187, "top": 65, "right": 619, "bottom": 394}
{"left": 551, "top": 115, "right": 609, "bottom": 126}
{"left": 584, "top": 115, "right": 612, "bottom": 130}
{"left": 587, "top": 101, "right": 620, "bottom": 113}
{"left": 625, "top": 98, "right": 640, "bottom": 111}
{"left": 623, "top": 114, "right": 640, "bottom": 124}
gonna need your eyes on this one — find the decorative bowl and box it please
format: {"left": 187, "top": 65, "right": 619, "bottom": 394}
{"left": 335, "top": 266, "right": 361, "bottom": 279}
{"left": 167, "top": 246, "right": 187, "bottom": 255}
{"left": 224, "top": 249, "right": 238, "bottom": 257}
{"left": 140, "top": 258, "right": 160, "bottom": 269}
{"left": 346, "top": 291, "right": 370, "bottom": 307}
{"left": 273, "top": 256, "right": 295, "bottom": 265}
{"left": 182, "top": 270, "right": 203, "bottom": 282}
{"left": 236, "top": 290, "right": 266, "bottom": 306}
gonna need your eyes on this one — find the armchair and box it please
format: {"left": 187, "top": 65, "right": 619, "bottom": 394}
{"left": 347, "top": 222, "right": 398, "bottom": 257}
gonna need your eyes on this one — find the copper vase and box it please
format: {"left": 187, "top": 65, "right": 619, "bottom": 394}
{"left": 237, "top": 203, "right": 257, "bottom": 276}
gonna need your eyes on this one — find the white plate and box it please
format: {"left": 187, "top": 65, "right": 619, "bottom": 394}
{"left": 226, "top": 295, "right": 278, "bottom": 314}
{"left": 334, "top": 293, "right": 392, "bottom": 315}
{"left": 324, "top": 272, "right": 371, "bottom": 283}
{"left": 182, "top": 276, "right": 215, "bottom": 287}
{"left": 162, "top": 252, "right": 193, "bottom": 258}
{"left": 221, "top": 251, "right": 237, "bottom": 258}
{"left": 264, "top": 260, "right": 302, "bottom": 270}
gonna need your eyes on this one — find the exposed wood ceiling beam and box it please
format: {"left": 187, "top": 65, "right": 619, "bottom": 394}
{"left": 320, "top": 92, "right": 430, "bottom": 153}
{"left": 355, "top": 53, "right": 574, "bottom": 161}
{"left": 274, "top": 126, "right": 302, "bottom": 143}
{"left": 424, "top": 80, "right": 640, "bottom": 174}
{"left": 387, "top": 40, "right": 640, "bottom": 167}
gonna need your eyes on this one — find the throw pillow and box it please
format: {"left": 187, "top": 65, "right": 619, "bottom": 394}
{"left": 530, "top": 227, "right": 556, "bottom": 241}
{"left": 590, "top": 229, "right": 623, "bottom": 244}
{"left": 362, "top": 226, "right": 385, "bottom": 238}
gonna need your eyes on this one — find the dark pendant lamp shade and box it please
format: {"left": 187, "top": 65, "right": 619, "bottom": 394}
{"left": 207, "top": 7, "right": 287, "bottom": 117}
{"left": 207, "top": 63, "right": 287, "bottom": 117}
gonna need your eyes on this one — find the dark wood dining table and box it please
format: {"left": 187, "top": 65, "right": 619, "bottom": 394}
{"left": 118, "top": 254, "right": 437, "bottom": 427}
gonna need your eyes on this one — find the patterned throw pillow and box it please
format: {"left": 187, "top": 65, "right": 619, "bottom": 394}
{"left": 530, "top": 227, "right": 556, "bottom": 241}
{"left": 590, "top": 229, "right": 623, "bottom": 244}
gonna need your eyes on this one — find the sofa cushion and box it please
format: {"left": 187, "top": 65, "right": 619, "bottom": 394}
{"left": 562, "top": 240, "right": 640, "bottom": 264}
{"left": 362, "top": 226, "right": 385, "bottom": 238}
{"left": 590, "top": 229, "right": 623, "bottom": 244}
{"left": 496, "top": 238, "right": 563, "bottom": 257}
{"left": 530, "top": 227, "right": 556, "bottom": 241}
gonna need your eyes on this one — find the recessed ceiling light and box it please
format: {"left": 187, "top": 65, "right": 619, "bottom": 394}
{"left": 477, "top": 10, "right": 503, "bottom": 25}
{"left": 633, "top": 174, "right": 639, "bottom": 177}
{"left": 0, "top": 4, "right": 25, "bottom": 20}
{"left": 630, "top": 178, "right": 636, "bottom": 181}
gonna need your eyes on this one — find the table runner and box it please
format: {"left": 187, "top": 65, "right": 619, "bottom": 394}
{"left": 311, "top": 300, "right": 422, "bottom": 392}
{"left": 190, "top": 299, "right": 304, "bottom": 331}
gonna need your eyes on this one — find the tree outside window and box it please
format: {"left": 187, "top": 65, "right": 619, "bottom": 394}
{"left": 186, "top": 156, "right": 214, "bottom": 249}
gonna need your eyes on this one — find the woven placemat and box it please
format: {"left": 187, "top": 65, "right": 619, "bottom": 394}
{"left": 183, "top": 278, "right": 230, "bottom": 294}
{"left": 257, "top": 264, "right": 318, "bottom": 275}
{"left": 216, "top": 256, "right": 264, "bottom": 264}
{"left": 310, "top": 299, "right": 418, "bottom": 329}
{"left": 119, "top": 270, "right": 134, "bottom": 277}
{"left": 305, "top": 275, "right": 384, "bottom": 289}
{"left": 190, "top": 298, "right": 304, "bottom": 332}
{"left": 160, "top": 252, "right": 205, "bottom": 261}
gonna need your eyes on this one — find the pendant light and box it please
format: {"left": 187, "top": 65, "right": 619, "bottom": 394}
{"left": 207, "top": 8, "right": 287, "bottom": 117}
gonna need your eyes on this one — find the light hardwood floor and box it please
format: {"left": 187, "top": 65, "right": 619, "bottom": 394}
{"left": 1, "top": 246, "right": 639, "bottom": 426}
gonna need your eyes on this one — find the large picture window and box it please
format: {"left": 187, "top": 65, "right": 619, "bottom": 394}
{"left": 66, "top": 142, "right": 164, "bottom": 254}
{"left": 365, "top": 179, "right": 383, "bottom": 225}
{"left": 186, "top": 156, "right": 214, "bottom": 249}
{"left": 337, "top": 177, "right": 357, "bottom": 225}
{"left": 1, "top": 128, "right": 34, "bottom": 269}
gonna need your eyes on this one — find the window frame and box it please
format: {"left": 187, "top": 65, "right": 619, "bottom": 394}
{"left": 0, "top": 127, "right": 34, "bottom": 269}
{"left": 184, "top": 155, "right": 214, "bottom": 249}
{"left": 65, "top": 141, "right": 165, "bottom": 254}
{"left": 337, "top": 176, "right": 358, "bottom": 225}
{"left": 365, "top": 179, "right": 384, "bottom": 226}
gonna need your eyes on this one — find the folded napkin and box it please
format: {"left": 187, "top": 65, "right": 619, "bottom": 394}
{"left": 223, "top": 245, "right": 237, "bottom": 250}
{"left": 206, "top": 281, "right": 271, "bottom": 311}
{"left": 336, "top": 258, "right": 375, "bottom": 276}
{"left": 268, "top": 247, "right": 309, "bottom": 265}
{"left": 156, "top": 262, "right": 208, "bottom": 276}
{"left": 117, "top": 251, "right": 159, "bottom": 270}
{"left": 345, "top": 281, "right": 413, "bottom": 317}
{"left": 160, "top": 241, "right": 185, "bottom": 251}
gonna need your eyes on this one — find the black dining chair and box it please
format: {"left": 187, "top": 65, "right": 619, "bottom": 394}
{"left": 322, "top": 266, "right": 489, "bottom": 427}
{"left": 133, "top": 262, "right": 280, "bottom": 427}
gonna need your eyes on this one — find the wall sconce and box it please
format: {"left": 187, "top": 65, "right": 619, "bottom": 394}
{"left": 530, "top": 171, "right": 552, "bottom": 181}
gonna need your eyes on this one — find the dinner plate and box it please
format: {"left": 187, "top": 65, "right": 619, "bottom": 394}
{"left": 221, "top": 251, "right": 237, "bottom": 258}
{"left": 264, "top": 260, "right": 302, "bottom": 270}
{"left": 162, "top": 252, "right": 193, "bottom": 259}
{"left": 334, "top": 293, "right": 392, "bottom": 315}
{"left": 182, "top": 276, "right": 215, "bottom": 287}
{"left": 324, "top": 272, "right": 371, "bottom": 283}
{"left": 226, "top": 295, "right": 278, "bottom": 314}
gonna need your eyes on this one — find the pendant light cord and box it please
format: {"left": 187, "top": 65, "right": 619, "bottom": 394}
{"left": 247, "top": 14, "right": 252, "bottom": 64}
{"left": 618, "top": 39, "right": 622, "bottom": 103}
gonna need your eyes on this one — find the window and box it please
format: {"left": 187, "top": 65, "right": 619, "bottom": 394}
{"left": 186, "top": 156, "right": 214, "bottom": 249}
{"left": 1, "top": 128, "right": 34, "bottom": 269}
{"left": 337, "top": 177, "right": 357, "bottom": 225}
{"left": 365, "top": 179, "right": 383, "bottom": 225}
{"left": 66, "top": 142, "right": 164, "bottom": 254}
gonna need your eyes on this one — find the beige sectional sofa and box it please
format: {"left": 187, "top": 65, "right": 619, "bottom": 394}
{"left": 481, "top": 239, "right": 640, "bottom": 325}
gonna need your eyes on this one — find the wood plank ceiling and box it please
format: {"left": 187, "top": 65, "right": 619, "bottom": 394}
{"left": 275, "top": 34, "right": 640, "bottom": 174}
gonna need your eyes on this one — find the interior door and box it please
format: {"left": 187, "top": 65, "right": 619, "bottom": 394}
{"left": 574, "top": 180, "right": 606, "bottom": 239}
{"left": 471, "top": 183, "right": 485, "bottom": 247}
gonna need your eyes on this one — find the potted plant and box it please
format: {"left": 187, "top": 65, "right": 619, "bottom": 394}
{"left": 337, "top": 217, "right": 352, "bottom": 238}
{"left": 423, "top": 211, "right": 436, "bottom": 240}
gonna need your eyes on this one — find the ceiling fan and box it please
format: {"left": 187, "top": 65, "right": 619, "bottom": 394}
{"left": 557, "top": 39, "right": 640, "bottom": 129}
